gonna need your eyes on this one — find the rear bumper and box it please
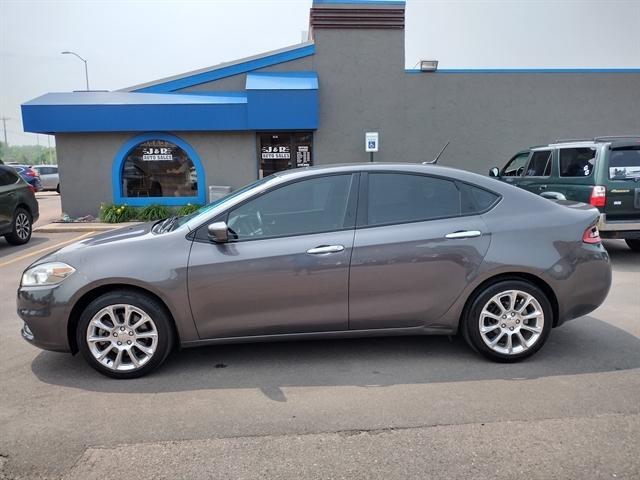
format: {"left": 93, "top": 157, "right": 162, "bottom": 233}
{"left": 597, "top": 214, "right": 640, "bottom": 238}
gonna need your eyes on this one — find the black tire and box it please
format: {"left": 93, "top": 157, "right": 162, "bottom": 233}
{"left": 625, "top": 239, "right": 640, "bottom": 252}
{"left": 462, "top": 280, "right": 553, "bottom": 362}
{"left": 5, "top": 207, "right": 32, "bottom": 245}
{"left": 56, "top": 184, "right": 60, "bottom": 194}
{"left": 76, "top": 290, "right": 174, "bottom": 379}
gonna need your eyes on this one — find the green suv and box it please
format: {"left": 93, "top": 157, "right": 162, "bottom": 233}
{"left": 490, "top": 136, "right": 640, "bottom": 252}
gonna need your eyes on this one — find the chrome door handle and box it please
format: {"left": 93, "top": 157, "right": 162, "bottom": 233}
{"left": 306, "top": 245, "right": 345, "bottom": 255}
{"left": 445, "top": 230, "right": 482, "bottom": 239}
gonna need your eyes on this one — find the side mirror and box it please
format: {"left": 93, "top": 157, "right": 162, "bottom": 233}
{"left": 207, "top": 221, "right": 229, "bottom": 243}
{"left": 489, "top": 167, "right": 500, "bottom": 178}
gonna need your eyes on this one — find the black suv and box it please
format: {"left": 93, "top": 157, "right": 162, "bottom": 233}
{"left": 490, "top": 137, "right": 640, "bottom": 252}
{"left": 0, "top": 165, "right": 39, "bottom": 245}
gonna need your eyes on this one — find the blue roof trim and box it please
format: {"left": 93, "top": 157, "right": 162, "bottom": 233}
{"left": 314, "top": 0, "right": 405, "bottom": 4}
{"left": 133, "top": 44, "right": 315, "bottom": 93}
{"left": 246, "top": 72, "right": 319, "bottom": 90}
{"left": 22, "top": 81, "right": 319, "bottom": 133}
{"left": 405, "top": 68, "right": 640, "bottom": 74}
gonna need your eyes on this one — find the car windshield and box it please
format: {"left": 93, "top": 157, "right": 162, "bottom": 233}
{"left": 608, "top": 147, "right": 640, "bottom": 180}
{"left": 173, "top": 175, "right": 274, "bottom": 229}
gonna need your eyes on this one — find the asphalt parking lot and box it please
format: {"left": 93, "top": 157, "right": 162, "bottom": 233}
{"left": 0, "top": 197, "right": 638, "bottom": 479}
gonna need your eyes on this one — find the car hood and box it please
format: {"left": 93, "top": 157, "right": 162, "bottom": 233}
{"left": 28, "top": 222, "right": 157, "bottom": 268}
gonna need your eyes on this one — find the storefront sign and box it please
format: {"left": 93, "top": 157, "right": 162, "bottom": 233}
{"left": 365, "top": 132, "right": 379, "bottom": 152}
{"left": 261, "top": 145, "right": 291, "bottom": 159}
{"left": 142, "top": 146, "right": 173, "bottom": 161}
{"left": 296, "top": 145, "right": 311, "bottom": 167}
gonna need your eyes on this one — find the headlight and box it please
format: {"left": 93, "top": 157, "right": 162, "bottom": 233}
{"left": 21, "top": 262, "right": 76, "bottom": 286}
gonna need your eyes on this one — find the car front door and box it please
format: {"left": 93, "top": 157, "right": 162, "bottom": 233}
{"left": 500, "top": 151, "right": 530, "bottom": 187}
{"left": 187, "top": 173, "right": 359, "bottom": 339}
{"left": 348, "top": 172, "right": 493, "bottom": 330}
{"left": 0, "top": 170, "right": 17, "bottom": 232}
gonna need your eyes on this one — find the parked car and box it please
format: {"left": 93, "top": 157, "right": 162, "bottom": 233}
{"left": 31, "top": 165, "right": 60, "bottom": 193}
{"left": 0, "top": 165, "right": 39, "bottom": 245}
{"left": 17, "top": 163, "right": 611, "bottom": 378}
{"left": 490, "top": 137, "right": 640, "bottom": 252}
{"left": 10, "top": 165, "right": 42, "bottom": 192}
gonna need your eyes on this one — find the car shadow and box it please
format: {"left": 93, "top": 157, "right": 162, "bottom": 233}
{"left": 604, "top": 239, "right": 639, "bottom": 273}
{"left": 31, "top": 316, "right": 640, "bottom": 397}
{"left": 0, "top": 235, "right": 49, "bottom": 256}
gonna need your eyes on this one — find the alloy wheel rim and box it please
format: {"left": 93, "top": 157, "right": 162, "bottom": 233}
{"left": 86, "top": 304, "right": 158, "bottom": 371}
{"left": 478, "top": 290, "right": 544, "bottom": 355}
{"left": 15, "top": 212, "right": 30, "bottom": 240}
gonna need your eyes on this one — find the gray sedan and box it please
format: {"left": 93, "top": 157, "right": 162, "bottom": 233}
{"left": 17, "top": 164, "right": 611, "bottom": 378}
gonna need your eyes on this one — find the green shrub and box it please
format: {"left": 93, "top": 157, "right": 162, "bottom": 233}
{"left": 175, "top": 203, "right": 202, "bottom": 216}
{"left": 99, "top": 204, "right": 135, "bottom": 223}
{"left": 137, "top": 204, "right": 171, "bottom": 221}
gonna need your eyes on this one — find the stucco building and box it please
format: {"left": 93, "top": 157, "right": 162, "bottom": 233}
{"left": 22, "top": 0, "right": 640, "bottom": 217}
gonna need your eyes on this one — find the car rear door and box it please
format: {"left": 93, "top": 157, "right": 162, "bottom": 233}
{"left": 0, "top": 169, "right": 19, "bottom": 232}
{"left": 187, "top": 173, "right": 359, "bottom": 339}
{"left": 348, "top": 172, "right": 493, "bottom": 330}
{"left": 604, "top": 144, "right": 640, "bottom": 221}
{"left": 519, "top": 149, "right": 553, "bottom": 195}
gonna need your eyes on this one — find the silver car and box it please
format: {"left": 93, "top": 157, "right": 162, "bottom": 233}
{"left": 31, "top": 165, "right": 59, "bottom": 193}
{"left": 17, "top": 164, "right": 611, "bottom": 378}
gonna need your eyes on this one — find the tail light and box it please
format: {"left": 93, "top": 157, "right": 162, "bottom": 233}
{"left": 27, "top": 184, "right": 36, "bottom": 193}
{"left": 24, "top": 168, "right": 38, "bottom": 177}
{"left": 589, "top": 186, "right": 606, "bottom": 208}
{"left": 583, "top": 224, "right": 601, "bottom": 244}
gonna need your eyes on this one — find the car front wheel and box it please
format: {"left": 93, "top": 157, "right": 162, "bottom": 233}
{"left": 625, "top": 239, "right": 640, "bottom": 252}
{"left": 76, "top": 290, "right": 174, "bottom": 379}
{"left": 463, "top": 280, "right": 552, "bottom": 362}
{"left": 5, "top": 207, "right": 32, "bottom": 245}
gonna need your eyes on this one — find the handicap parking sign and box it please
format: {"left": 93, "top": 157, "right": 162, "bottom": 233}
{"left": 365, "top": 132, "right": 379, "bottom": 152}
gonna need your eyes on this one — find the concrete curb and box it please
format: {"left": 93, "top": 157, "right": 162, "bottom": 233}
{"left": 34, "top": 222, "right": 142, "bottom": 233}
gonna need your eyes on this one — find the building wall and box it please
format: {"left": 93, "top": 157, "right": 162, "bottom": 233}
{"left": 310, "top": 27, "right": 640, "bottom": 171}
{"left": 56, "top": 131, "right": 256, "bottom": 217}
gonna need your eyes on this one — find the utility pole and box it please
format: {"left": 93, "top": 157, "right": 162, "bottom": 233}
{"left": 47, "top": 136, "right": 53, "bottom": 164}
{"left": 1, "top": 116, "right": 9, "bottom": 147}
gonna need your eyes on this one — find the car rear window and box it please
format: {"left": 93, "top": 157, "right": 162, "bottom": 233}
{"left": 608, "top": 147, "right": 640, "bottom": 181}
{"left": 559, "top": 147, "right": 596, "bottom": 177}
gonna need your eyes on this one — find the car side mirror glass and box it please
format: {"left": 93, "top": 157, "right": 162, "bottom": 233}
{"left": 489, "top": 167, "right": 500, "bottom": 178}
{"left": 207, "top": 221, "right": 229, "bottom": 243}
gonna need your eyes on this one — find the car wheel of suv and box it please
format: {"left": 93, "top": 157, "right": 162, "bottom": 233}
{"left": 463, "top": 280, "right": 552, "bottom": 362}
{"left": 625, "top": 239, "right": 640, "bottom": 252}
{"left": 5, "top": 207, "right": 32, "bottom": 245}
{"left": 77, "top": 290, "right": 174, "bottom": 379}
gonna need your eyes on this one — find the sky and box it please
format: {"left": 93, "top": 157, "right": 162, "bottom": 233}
{"left": 1, "top": 0, "right": 639, "bottom": 146}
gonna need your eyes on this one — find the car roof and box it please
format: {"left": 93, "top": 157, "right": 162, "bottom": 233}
{"left": 526, "top": 136, "right": 640, "bottom": 150}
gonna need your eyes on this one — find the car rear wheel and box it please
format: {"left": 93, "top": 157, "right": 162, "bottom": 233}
{"left": 625, "top": 239, "right": 640, "bottom": 252}
{"left": 5, "top": 207, "right": 32, "bottom": 245}
{"left": 76, "top": 291, "right": 174, "bottom": 379}
{"left": 463, "top": 280, "right": 552, "bottom": 362}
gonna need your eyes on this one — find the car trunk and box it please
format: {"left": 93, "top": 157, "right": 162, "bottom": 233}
{"left": 604, "top": 144, "right": 640, "bottom": 221}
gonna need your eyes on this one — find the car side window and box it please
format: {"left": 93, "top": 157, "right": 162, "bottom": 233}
{"left": 460, "top": 183, "right": 500, "bottom": 214}
{"left": 559, "top": 147, "right": 596, "bottom": 177}
{"left": 0, "top": 169, "right": 19, "bottom": 186}
{"left": 502, "top": 152, "right": 529, "bottom": 177}
{"left": 366, "top": 173, "right": 460, "bottom": 226}
{"left": 525, "top": 151, "right": 552, "bottom": 177}
{"left": 227, "top": 174, "right": 354, "bottom": 240}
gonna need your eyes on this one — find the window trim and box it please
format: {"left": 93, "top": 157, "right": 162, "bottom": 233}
{"left": 523, "top": 149, "right": 553, "bottom": 178}
{"left": 357, "top": 170, "right": 502, "bottom": 230}
{"left": 191, "top": 172, "right": 360, "bottom": 244}
{"left": 111, "top": 132, "right": 206, "bottom": 206}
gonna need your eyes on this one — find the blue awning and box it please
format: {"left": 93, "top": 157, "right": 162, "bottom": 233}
{"left": 22, "top": 72, "right": 318, "bottom": 133}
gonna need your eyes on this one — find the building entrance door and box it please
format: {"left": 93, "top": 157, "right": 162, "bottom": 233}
{"left": 258, "top": 132, "right": 313, "bottom": 177}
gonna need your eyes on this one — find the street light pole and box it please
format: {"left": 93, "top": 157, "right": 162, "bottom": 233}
{"left": 61, "top": 51, "right": 90, "bottom": 90}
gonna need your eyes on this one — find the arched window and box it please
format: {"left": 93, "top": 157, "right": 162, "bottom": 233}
{"left": 112, "top": 133, "right": 205, "bottom": 206}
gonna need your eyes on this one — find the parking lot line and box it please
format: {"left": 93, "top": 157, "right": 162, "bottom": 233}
{"left": 0, "top": 231, "right": 96, "bottom": 269}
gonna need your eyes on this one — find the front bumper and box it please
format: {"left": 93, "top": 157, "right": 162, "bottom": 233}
{"left": 17, "top": 285, "right": 72, "bottom": 352}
